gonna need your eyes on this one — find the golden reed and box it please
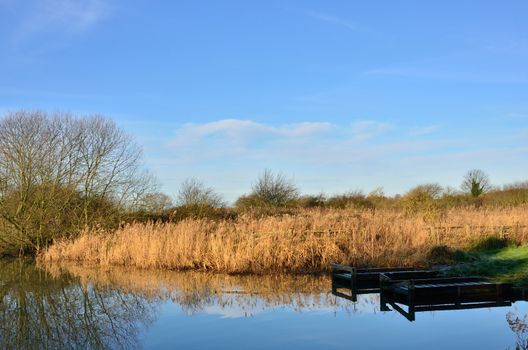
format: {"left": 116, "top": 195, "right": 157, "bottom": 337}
{"left": 40, "top": 207, "right": 528, "bottom": 273}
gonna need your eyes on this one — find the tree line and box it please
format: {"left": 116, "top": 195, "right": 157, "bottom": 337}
{"left": 151, "top": 166, "right": 528, "bottom": 220}
{"left": 1, "top": 110, "right": 527, "bottom": 255}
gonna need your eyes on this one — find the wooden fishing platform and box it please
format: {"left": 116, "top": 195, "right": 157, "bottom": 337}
{"left": 331, "top": 263, "right": 440, "bottom": 301}
{"left": 331, "top": 263, "right": 522, "bottom": 321}
{"left": 379, "top": 274, "right": 514, "bottom": 321}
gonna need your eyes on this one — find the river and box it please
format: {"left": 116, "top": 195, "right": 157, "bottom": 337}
{"left": 0, "top": 259, "right": 526, "bottom": 349}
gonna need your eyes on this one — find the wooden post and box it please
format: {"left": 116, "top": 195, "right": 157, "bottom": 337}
{"left": 379, "top": 274, "right": 389, "bottom": 311}
{"left": 408, "top": 280, "right": 416, "bottom": 321}
{"left": 351, "top": 267, "right": 357, "bottom": 289}
{"left": 351, "top": 267, "right": 357, "bottom": 301}
{"left": 497, "top": 283, "right": 503, "bottom": 303}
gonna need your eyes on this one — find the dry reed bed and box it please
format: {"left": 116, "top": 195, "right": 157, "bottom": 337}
{"left": 41, "top": 207, "right": 528, "bottom": 273}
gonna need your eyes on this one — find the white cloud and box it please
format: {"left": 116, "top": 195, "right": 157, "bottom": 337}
{"left": 280, "top": 121, "right": 335, "bottom": 137}
{"left": 350, "top": 120, "right": 393, "bottom": 142}
{"left": 171, "top": 119, "right": 334, "bottom": 147}
{"left": 164, "top": 118, "right": 413, "bottom": 168}
{"left": 147, "top": 118, "right": 528, "bottom": 201}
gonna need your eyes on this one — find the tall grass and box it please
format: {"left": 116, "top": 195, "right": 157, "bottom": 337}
{"left": 40, "top": 207, "right": 528, "bottom": 273}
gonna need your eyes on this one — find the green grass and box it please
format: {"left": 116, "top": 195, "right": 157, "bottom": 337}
{"left": 447, "top": 243, "right": 528, "bottom": 286}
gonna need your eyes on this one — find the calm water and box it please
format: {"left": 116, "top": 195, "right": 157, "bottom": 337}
{"left": 1, "top": 259, "right": 527, "bottom": 349}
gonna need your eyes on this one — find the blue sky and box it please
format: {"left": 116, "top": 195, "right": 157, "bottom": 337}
{"left": 1, "top": 0, "right": 527, "bottom": 201}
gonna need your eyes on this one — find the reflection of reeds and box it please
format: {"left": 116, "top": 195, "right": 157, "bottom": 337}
{"left": 44, "top": 263, "right": 379, "bottom": 315}
{"left": 41, "top": 207, "right": 528, "bottom": 273}
{"left": 507, "top": 310, "right": 528, "bottom": 350}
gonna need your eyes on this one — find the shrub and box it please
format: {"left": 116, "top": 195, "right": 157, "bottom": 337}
{"left": 402, "top": 184, "right": 442, "bottom": 211}
{"left": 169, "top": 205, "right": 237, "bottom": 221}
{"left": 236, "top": 170, "right": 299, "bottom": 210}
{"left": 297, "top": 194, "right": 326, "bottom": 208}
{"left": 176, "top": 178, "right": 225, "bottom": 208}
{"left": 326, "top": 191, "right": 373, "bottom": 209}
{"left": 468, "top": 236, "right": 514, "bottom": 252}
{"left": 426, "top": 245, "right": 455, "bottom": 264}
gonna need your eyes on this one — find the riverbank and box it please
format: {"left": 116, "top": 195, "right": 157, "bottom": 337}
{"left": 445, "top": 240, "right": 528, "bottom": 286}
{"left": 39, "top": 207, "right": 528, "bottom": 274}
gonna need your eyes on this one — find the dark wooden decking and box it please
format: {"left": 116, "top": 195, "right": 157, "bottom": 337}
{"left": 379, "top": 273, "right": 514, "bottom": 321}
{"left": 330, "top": 263, "right": 439, "bottom": 301}
{"left": 331, "top": 263, "right": 522, "bottom": 321}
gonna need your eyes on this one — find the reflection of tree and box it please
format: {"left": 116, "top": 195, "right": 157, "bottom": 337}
{"left": 0, "top": 260, "right": 157, "bottom": 350}
{"left": 46, "top": 263, "right": 377, "bottom": 317}
{"left": 507, "top": 311, "right": 528, "bottom": 350}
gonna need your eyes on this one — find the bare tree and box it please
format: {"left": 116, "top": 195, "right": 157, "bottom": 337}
{"left": 0, "top": 110, "right": 154, "bottom": 254}
{"left": 461, "top": 169, "right": 491, "bottom": 197}
{"left": 139, "top": 192, "right": 174, "bottom": 214}
{"left": 176, "top": 178, "right": 224, "bottom": 208}
{"left": 75, "top": 116, "right": 154, "bottom": 224}
{"left": 249, "top": 169, "right": 299, "bottom": 207}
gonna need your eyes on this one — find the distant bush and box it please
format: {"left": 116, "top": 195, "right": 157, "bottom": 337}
{"left": 236, "top": 170, "right": 299, "bottom": 211}
{"left": 168, "top": 205, "right": 237, "bottom": 221}
{"left": 326, "top": 191, "right": 374, "bottom": 209}
{"left": 481, "top": 187, "right": 528, "bottom": 207}
{"left": 436, "top": 192, "right": 473, "bottom": 209}
{"left": 402, "top": 184, "right": 442, "bottom": 212}
{"left": 297, "top": 194, "right": 326, "bottom": 208}
{"left": 366, "top": 187, "right": 390, "bottom": 208}
{"left": 138, "top": 192, "right": 174, "bottom": 215}
{"left": 503, "top": 181, "right": 528, "bottom": 190}
{"left": 177, "top": 178, "right": 225, "bottom": 208}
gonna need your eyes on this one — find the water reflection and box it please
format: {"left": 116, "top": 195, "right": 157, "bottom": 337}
{"left": 1, "top": 260, "right": 527, "bottom": 349}
{"left": 507, "top": 310, "right": 528, "bottom": 350}
{"left": 45, "top": 263, "right": 375, "bottom": 317}
{"left": 0, "top": 260, "right": 156, "bottom": 350}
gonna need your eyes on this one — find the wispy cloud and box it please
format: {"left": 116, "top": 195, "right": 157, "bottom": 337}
{"left": 500, "top": 113, "right": 528, "bottom": 122}
{"left": 409, "top": 124, "right": 441, "bottom": 136}
{"left": 403, "top": 146, "right": 528, "bottom": 165}
{"left": 366, "top": 66, "right": 528, "bottom": 84}
{"left": 0, "top": 86, "right": 108, "bottom": 99}
{"left": 9, "top": 0, "right": 113, "bottom": 43}
{"left": 304, "top": 10, "right": 362, "bottom": 32}
{"left": 147, "top": 118, "right": 528, "bottom": 200}
{"left": 511, "top": 129, "right": 528, "bottom": 140}
{"left": 364, "top": 46, "right": 528, "bottom": 84}
{"left": 171, "top": 119, "right": 335, "bottom": 147}
{"left": 350, "top": 120, "right": 393, "bottom": 142}
{"left": 165, "top": 118, "right": 419, "bottom": 166}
